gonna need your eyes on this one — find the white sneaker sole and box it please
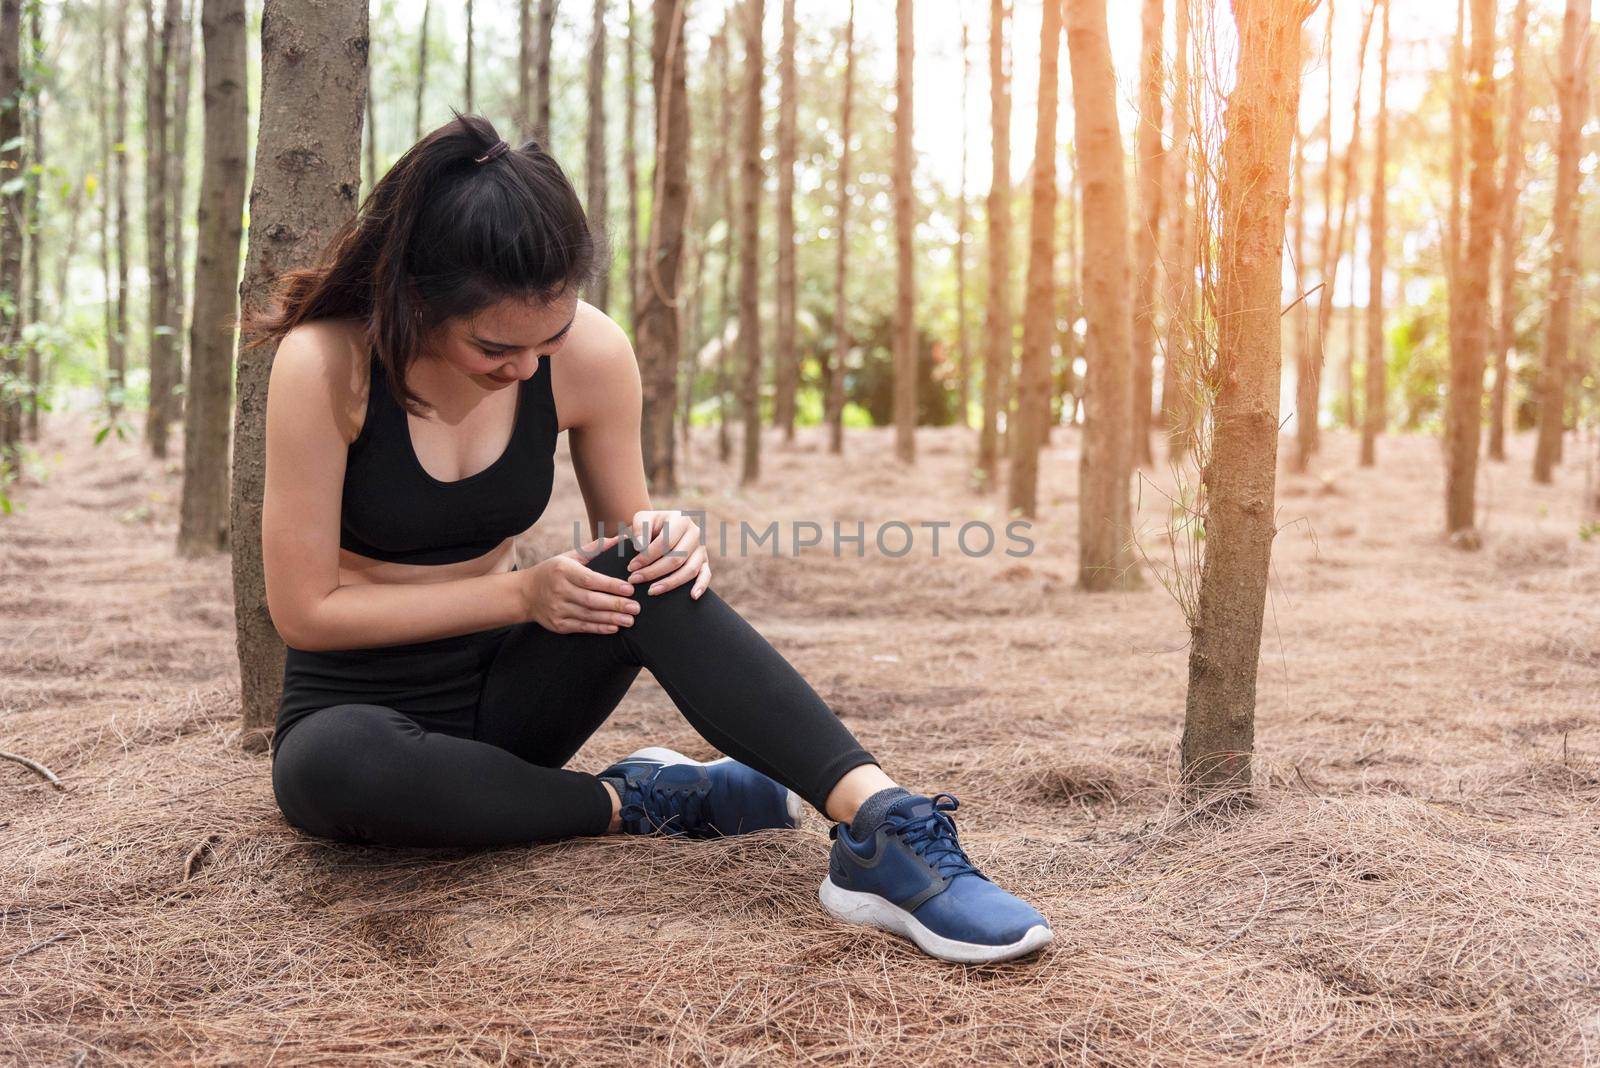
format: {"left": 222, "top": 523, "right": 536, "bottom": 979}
{"left": 818, "top": 875, "right": 1054, "bottom": 964}
{"left": 624, "top": 746, "right": 803, "bottom": 826}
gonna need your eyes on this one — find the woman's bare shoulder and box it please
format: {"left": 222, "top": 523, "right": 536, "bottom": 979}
{"left": 268, "top": 318, "right": 372, "bottom": 444}
{"left": 551, "top": 301, "right": 640, "bottom": 431}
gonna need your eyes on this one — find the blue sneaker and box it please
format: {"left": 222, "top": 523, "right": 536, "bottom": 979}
{"left": 598, "top": 746, "right": 802, "bottom": 838}
{"left": 821, "top": 792, "right": 1053, "bottom": 963}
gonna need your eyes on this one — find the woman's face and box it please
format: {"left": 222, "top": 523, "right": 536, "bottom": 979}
{"left": 425, "top": 291, "right": 581, "bottom": 390}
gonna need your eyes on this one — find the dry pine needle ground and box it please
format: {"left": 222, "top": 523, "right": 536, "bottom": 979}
{"left": 2, "top": 414, "right": 1598, "bottom": 1065}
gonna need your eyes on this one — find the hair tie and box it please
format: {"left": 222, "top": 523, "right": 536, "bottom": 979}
{"left": 473, "top": 139, "right": 510, "bottom": 164}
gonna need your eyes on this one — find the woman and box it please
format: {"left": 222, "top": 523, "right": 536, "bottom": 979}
{"left": 254, "top": 114, "right": 1051, "bottom": 965}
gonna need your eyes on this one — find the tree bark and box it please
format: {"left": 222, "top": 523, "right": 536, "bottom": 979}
{"left": 1131, "top": 0, "right": 1164, "bottom": 469}
{"left": 772, "top": 0, "right": 798, "bottom": 442}
{"left": 1006, "top": 0, "right": 1059, "bottom": 518}
{"left": 535, "top": 0, "right": 556, "bottom": 143}
{"left": 714, "top": 5, "right": 732, "bottom": 463}
{"left": 1334, "top": 1, "right": 1376, "bottom": 432}
{"left": 178, "top": 0, "right": 247, "bottom": 557}
{"left": 892, "top": 0, "right": 915, "bottom": 465}
{"left": 977, "top": 0, "right": 1010, "bottom": 487}
{"left": 414, "top": 0, "right": 430, "bottom": 140}
{"left": 0, "top": 0, "right": 20, "bottom": 456}
{"left": 736, "top": 0, "right": 762, "bottom": 484}
{"left": 22, "top": 2, "right": 42, "bottom": 440}
{"left": 954, "top": 16, "right": 971, "bottom": 431}
{"left": 1181, "top": 0, "right": 1311, "bottom": 797}
{"left": 1445, "top": 0, "right": 1498, "bottom": 535}
{"left": 1533, "top": 0, "right": 1589, "bottom": 483}
{"left": 465, "top": 0, "right": 475, "bottom": 111}
{"left": 113, "top": 0, "right": 131, "bottom": 419}
{"left": 827, "top": 0, "right": 855, "bottom": 456}
{"left": 1359, "top": 0, "right": 1389, "bottom": 468}
{"left": 1161, "top": 0, "right": 1195, "bottom": 458}
{"left": 637, "top": 0, "right": 689, "bottom": 494}
{"left": 624, "top": 0, "right": 639, "bottom": 331}
{"left": 1487, "top": 0, "right": 1529, "bottom": 463}
{"left": 1065, "top": 0, "right": 1135, "bottom": 591}
{"left": 168, "top": 0, "right": 196, "bottom": 422}
{"left": 519, "top": 0, "right": 533, "bottom": 136}
{"left": 233, "top": 0, "right": 367, "bottom": 748}
{"left": 586, "top": 0, "right": 609, "bottom": 311}
{"left": 144, "top": 0, "right": 180, "bottom": 459}
{"left": 1294, "top": 0, "right": 1334, "bottom": 475}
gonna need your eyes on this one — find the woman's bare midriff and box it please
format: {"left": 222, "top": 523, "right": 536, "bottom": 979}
{"left": 336, "top": 542, "right": 518, "bottom": 587}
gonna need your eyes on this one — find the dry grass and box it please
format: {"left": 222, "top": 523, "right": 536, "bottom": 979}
{"left": 3, "top": 413, "right": 1599, "bottom": 1065}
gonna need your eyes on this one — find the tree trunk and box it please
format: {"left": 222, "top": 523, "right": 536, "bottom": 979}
{"left": 1005, "top": 0, "right": 1059, "bottom": 518}
{"left": 737, "top": 0, "right": 762, "bottom": 485}
{"left": 1131, "top": 0, "right": 1164, "bottom": 469}
{"left": 1336, "top": 0, "right": 1376, "bottom": 433}
{"left": 1446, "top": 0, "right": 1464, "bottom": 299}
{"left": 465, "top": 0, "right": 475, "bottom": 111}
{"left": 234, "top": 0, "right": 367, "bottom": 749}
{"left": 0, "top": 0, "right": 20, "bottom": 455}
{"left": 1359, "top": 0, "right": 1389, "bottom": 468}
{"left": 1181, "top": 0, "right": 1310, "bottom": 798}
{"left": 364, "top": 41, "right": 377, "bottom": 190}
{"left": 1445, "top": 0, "right": 1498, "bottom": 536}
{"left": 97, "top": 0, "right": 117, "bottom": 423}
{"left": 637, "top": 0, "right": 689, "bottom": 494}
{"left": 955, "top": 17, "right": 971, "bottom": 431}
{"left": 414, "top": 0, "right": 430, "bottom": 140}
{"left": 772, "top": 0, "right": 798, "bottom": 442}
{"left": 977, "top": 0, "right": 1010, "bottom": 487}
{"left": 586, "top": 0, "right": 609, "bottom": 311}
{"left": 624, "top": 0, "right": 639, "bottom": 331}
{"left": 1488, "top": 0, "right": 1529, "bottom": 463}
{"left": 178, "top": 0, "right": 247, "bottom": 557}
{"left": 827, "top": 0, "right": 855, "bottom": 456}
{"left": 22, "top": 2, "right": 41, "bottom": 440}
{"left": 1295, "top": 0, "right": 1334, "bottom": 475}
{"left": 1161, "top": 0, "right": 1194, "bottom": 458}
{"left": 168, "top": 0, "right": 196, "bottom": 423}
{"left": 144, "top": 0, "right": 180, "bottom": 459}
{"left": 113, "top": 0, "right": 131, "bottom": 420}
{"left": 1533, "top": 0, "right": 1589, "bottom": 483}
{"left": 716, "top": 7, "right": 732, "bottom": 463}
{"left": 892, "top": 0, "right": 915, "bottom": 465}
{"left": 535, "top": 0, "right": 556, "bottom": 143}
{"left": 1065, "top": 0, "right": 1135, "bottom": 591}
{"left": 714, "top": 5, "right": 732, "bottom": 463}
{"left": 519, "top": 0, "right": 533, "bottom": 136}
{"left": 1289, "top": 119, "right": 1308, "bottom": 467}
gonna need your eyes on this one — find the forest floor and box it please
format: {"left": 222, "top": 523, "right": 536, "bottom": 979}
{"left": 3, "top": 409, "right": 1599, "bottom": 1066}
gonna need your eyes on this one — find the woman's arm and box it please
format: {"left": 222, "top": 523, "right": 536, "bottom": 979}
{"left": 261, "top": 324, "right": 531, "bottom": 651}
{"left": 558, "top": 304, "right": 712, "bottom": 599}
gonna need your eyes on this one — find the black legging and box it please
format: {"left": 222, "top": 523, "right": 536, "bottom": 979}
{"left": 270, "top": 539, "right": 877, "bottom": 847}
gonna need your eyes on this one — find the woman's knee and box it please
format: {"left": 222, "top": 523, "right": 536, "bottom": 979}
{"left": 271, "top": 704, "right": 421, "bottom": 838}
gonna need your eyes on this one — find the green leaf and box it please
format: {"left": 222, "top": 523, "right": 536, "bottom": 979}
{"left": 0, "top": 177, "right": 24, "bottom": 196}
{"left": 0, "top": 135, "right": 23, "bottom": 153}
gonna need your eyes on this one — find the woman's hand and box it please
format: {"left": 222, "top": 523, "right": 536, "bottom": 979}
{"left": 520, "top": 534, "right": 642, "bottom": 634}
{"left": 625, "top": 509, "right": 711, "bottom": 599}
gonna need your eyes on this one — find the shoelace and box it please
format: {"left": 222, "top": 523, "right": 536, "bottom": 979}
{"left": 882, "top": 793, "right": 983, "bottom": 881}
{"left": 620, "top": 774, "right": 712, "bottom": 836}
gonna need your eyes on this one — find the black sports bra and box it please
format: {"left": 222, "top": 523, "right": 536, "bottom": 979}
{"left": 339, "top": 350, "right": 560, "bottom": 565}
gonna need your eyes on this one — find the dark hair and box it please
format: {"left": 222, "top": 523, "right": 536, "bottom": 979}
{"left": 244, "top": 112, "right": 603, "bottom": 415}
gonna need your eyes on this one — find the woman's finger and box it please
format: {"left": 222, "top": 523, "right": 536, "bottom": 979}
{"left": 571, "top": 587, "right": 640, "bottom": 615}
{"left": 647, "top": 545, "right": 706, "bottom": 596}
{"left": 690, "top": 562, "right": 712, "bottom": 600}
{"left": 629, "top": 523, "right": 701, "bottom": 584}
{"left": 568, "top": 560, "right": 637, "bottom": 597}
{"left": 627, "top": 512, "right": 680, "bottom": 574}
